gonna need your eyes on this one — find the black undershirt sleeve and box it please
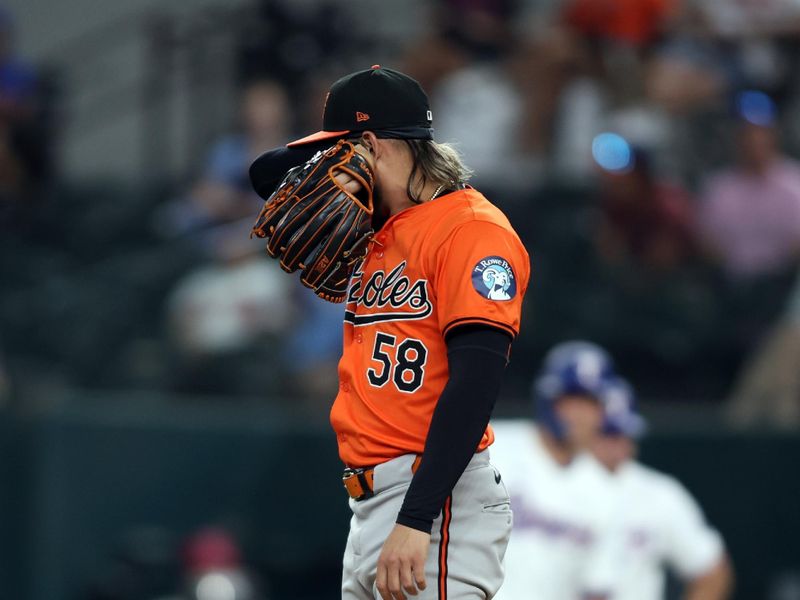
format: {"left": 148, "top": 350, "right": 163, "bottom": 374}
{"left": 395, "top": 325, "right": 511, "bottom": 533}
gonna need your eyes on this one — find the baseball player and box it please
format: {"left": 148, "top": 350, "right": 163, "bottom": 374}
{"left": 251, "top": 66, "right": 530, "bottom": 599}
{"left": 490, "top": 341, "right": 622, "bottom": 600}
{"left": 590, "top": 379, "right": 734, "bottom": 600}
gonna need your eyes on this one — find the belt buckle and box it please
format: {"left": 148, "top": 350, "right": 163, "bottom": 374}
{"left": 343, "top": 467, "right": 374, "bottom": 501}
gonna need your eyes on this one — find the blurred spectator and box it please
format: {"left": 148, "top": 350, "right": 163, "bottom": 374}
{"left": 400, "top": 28, "right": 467, "bottom": 102}
{"left": 158, "top": 74, "right": 347, "bottom": 399}
{"left": 693, "top": 0, "right": 800, "bottom": 125}
{"left": 238, "top": 0, "right": 366, "bottom": 94}
{"left": 166, "top": 220, "right": 292, "bottom": 396}
{"left": 436, "top": 0, "right": 518, "bottom": 60}
{"left": 563, "top": 0, "right": 680, "bottom": 49}
{"left": 283, "top": 283, "right": 344, "bottom": 402}
{"left": 644, "top": 0, "right": 800, "bottom": 117}
{"left": 430, "top": 63, "right": 527, "bottom": 185}
{"left": 183, "top": 527, "right": 263, "bottom": 600}
{"left": 697, "top": 0, "right": 800, "bottom": 39}
{"left": 158, "top": 80, "right": 289, "bottom": 237}
{"left": 509, "top": 0, "right": 681, "bottom": 169}
{"left": 404, "top": 0, "right": 518, "bottom": 90}
{"left": 10, "top": 0, "right": 800, "bottom": 406}
{"left": 645, "top": 0, "right": 800, "bottom": 120}
{"left": 698, "top": 93, "right": 800, "bottom": 280}
{"left": 593, "top": 138, "right": 696, "bottom": 271}
{"left": 167, "top": 228, "right": 290, "bottom": 355}
{"left": 404, "top": 0, "right": 531, "bottom": 186}
{"left": 644, "top": 38, "right": 730, "bottom": 116}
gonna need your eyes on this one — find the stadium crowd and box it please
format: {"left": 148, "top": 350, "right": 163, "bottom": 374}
{"left": 3, "top": 0, "right": 800, "bottom": 428}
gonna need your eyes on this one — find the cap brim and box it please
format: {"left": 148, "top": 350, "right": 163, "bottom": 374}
{"left": 250, "top": 143, "right": 327, "bottom": 199}
{"left": 287, "top": 129, "right": 351, "bottom": 147}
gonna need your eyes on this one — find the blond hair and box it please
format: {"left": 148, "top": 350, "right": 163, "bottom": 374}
{"left": 404, "top": 139, "right": 473, "bottom": 203}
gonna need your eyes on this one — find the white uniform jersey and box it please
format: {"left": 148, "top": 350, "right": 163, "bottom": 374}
{"left": 596, "top": 461, "right": 725, "bottom": 600}
{"left": 491, "top": 420, "right": 618, "bottom": 600}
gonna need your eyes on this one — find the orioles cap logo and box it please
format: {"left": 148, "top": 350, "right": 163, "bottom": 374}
{"left": 356, "top": 111, "right": 370, "bottom": 122}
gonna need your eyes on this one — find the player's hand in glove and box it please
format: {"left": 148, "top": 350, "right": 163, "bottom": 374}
{"left": 251, "top": 140, "right": 374, "bottom": 302}
{"left": 376, "top": 524, "right": 429, "bottom": 600}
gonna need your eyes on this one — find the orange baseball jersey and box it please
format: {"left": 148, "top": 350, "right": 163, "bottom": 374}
{"left": 330, "top": 187, "right": 530, "bottom": 467}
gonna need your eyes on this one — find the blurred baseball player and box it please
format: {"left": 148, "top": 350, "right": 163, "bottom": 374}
{"left": 590, "top": 379, "right": 734, "bottom": 600}
{"left": 491, "top": 341, "right": 622, "bottom": 600}
{"left": 251, "top": 66, "right": 530, "bottom": 599}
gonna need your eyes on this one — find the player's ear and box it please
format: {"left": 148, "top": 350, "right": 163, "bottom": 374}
{"left": 360, "top": 131, "right": 379, "bottom": 157}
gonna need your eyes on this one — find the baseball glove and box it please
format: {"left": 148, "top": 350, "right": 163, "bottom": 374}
{"left": 251, "top": 140, "right": 374, "bottom": 303}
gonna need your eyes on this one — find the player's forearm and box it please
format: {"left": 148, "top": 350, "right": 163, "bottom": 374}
{"left": 396, "top": 326, "right": 510, "bottom": 533}
{"left": 684, "top": 557, "right": 734, "bottom": 600}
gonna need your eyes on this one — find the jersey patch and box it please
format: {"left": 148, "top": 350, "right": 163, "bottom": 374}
{"left": 472, "top": 256, "right": 517, "bottom": 301}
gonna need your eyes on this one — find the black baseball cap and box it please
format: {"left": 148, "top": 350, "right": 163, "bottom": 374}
{"left": 287, "top": 65, "right": 434, "bottom": 147}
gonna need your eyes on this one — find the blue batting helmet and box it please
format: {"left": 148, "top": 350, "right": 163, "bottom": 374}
{"left": 599, "top": 376, "right": 647, "bottom": 439}
{"left": 533, "top": 341, "right": 616, "bottom": 439}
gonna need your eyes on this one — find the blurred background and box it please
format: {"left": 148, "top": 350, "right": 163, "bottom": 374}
{"left": 1, "top": 0, "right": 800, "bottom": 598}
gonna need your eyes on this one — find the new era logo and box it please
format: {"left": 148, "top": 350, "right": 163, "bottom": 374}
{"left": 356, "top": 111, "right": 370, "bottom": 122}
